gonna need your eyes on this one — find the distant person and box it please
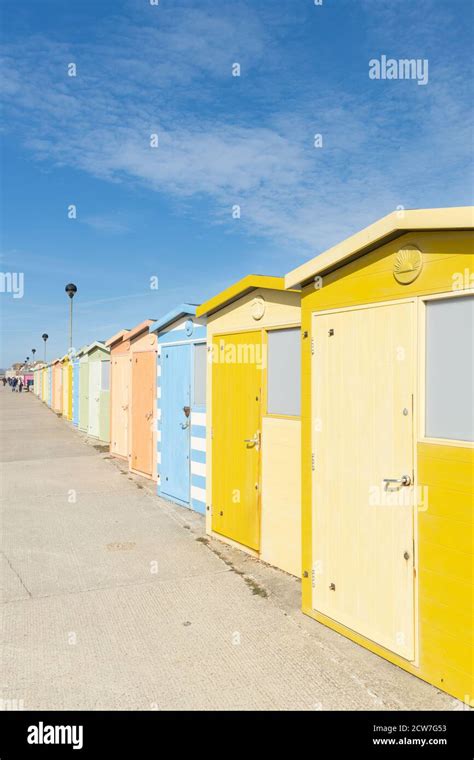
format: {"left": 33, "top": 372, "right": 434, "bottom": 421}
{"left": 2, "top": 377, "right": 6, "bottom": 386}
{"left": 18, "top": 379, "right": 23, "bottom": 393}
{"left": 11, "top": 378, "right": 17, "bottom": 392}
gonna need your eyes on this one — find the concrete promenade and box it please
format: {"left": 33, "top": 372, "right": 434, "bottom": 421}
{"left": 0, "top": 388, "right": 457, "bottom": 710}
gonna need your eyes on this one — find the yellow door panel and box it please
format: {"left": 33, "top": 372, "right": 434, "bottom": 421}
{"left": 418, "top": 455, "right": 474, "bottom": 492}
{"left": 418, "top": 538, "right": 473, "bottom": 583}
{"left": 420, "top": 594, "right": 473, "bottom": 642}
{"left": 212, "top": 331, "right": 261, "bottom": 550}
{"left": 312, "top": 303, "right": 415, "bottom": 660}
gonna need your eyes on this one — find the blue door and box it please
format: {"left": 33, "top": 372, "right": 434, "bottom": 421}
{"left": 160, "top": 343, "right": 191, "bottom": 503}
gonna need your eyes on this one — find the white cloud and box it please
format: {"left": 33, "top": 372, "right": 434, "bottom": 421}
{"left": 1, "top": 3, "right": 472, "bottom": 258}
{"left": 82, "top": 215, "right": 131, "bottom": 235}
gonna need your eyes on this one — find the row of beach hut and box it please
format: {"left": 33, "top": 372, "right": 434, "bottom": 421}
{"left": 32, "top": 208, "right": 474, "bottom": 703}
{"left": 34, "top": 342, "right": 110, "bottom": 438}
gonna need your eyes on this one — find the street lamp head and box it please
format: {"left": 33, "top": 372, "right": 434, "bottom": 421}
{"left": 32, "top": 348, "right": 36, "bottom": 355}
{"left": 65, "top": 283, "right": 77, "bottom": 299}
{"left": 42, "top": 333, "right": 48, "bottom": 342}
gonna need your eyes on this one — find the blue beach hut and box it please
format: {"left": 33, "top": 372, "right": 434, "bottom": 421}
{"left": 150, "top": 305, "right": 207, "bottom": 513}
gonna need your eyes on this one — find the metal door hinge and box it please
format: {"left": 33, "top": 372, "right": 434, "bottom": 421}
{"left": 311, "top": 453, "right": 315, "bottom": 471}
{"left": 311, "top": 338, "right": 315, "bottom": 355}
{"left": 311, "top": 567, "right": 316, "bottom": 588}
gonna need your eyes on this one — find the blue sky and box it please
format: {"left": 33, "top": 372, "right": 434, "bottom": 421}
{"left": 1, "top": 0, "right": 472, "bottom": 367}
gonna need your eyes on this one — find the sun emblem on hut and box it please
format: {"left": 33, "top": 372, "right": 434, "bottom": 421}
{"left": 393, "top": 245, "right": 423, "bottom": 284}
{"left": 251, "top": 296, "right": 266, "bottom": 320}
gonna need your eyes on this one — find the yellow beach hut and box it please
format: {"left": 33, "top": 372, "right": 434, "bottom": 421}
{"left": 285, "top": 206, "right": 474, "bottom": 702}
{"left": 61, "top": 353, "right": 73, "bottom": 421}
{"left": 33, "top": 365, "right": 42, "bottom": 396}
{"left": 196, "top": 275, "right": 302, "bottom": 577}
{"left": 38, "top": 364, "right": 44, "bottom": 400}
{"left": 40, "top": 365, "right": 47, "bottom": 401}
{"left": 52, "top": 359, "right": 62, "bottom": 413}
{"left": 41, "top": 365, "right": 47, "bottom": 400}
{"left": 45, "top": 363, "right": 52, "bottom": 406}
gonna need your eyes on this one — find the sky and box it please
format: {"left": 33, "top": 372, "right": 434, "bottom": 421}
{"left": 0, "top": 0, "right": 472, "bottom": 367}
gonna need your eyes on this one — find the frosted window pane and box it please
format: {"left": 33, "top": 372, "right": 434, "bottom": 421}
{"left": 101, "top": 360, "right": 110, "bottom": 391}
{"left": 425, "top": 295, "right": 473, "bottom": 442}
{"left": 267, "top": 328, "right": 301, "bottom": 416}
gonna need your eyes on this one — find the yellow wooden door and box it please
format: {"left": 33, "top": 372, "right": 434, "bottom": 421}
{"left": 212, "top": 331, "right": 262, "bottom": 550}
{"left": 54, "top": 366, "right": 62, "bottom": 412}
{"left": 62, "top": 365, "right": 69, "bottom": 416}
{"left": 311, "top": 302, "right": 415, "bottom": 660}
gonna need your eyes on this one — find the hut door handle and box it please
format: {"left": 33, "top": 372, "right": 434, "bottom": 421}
{"left": 244, "top": 431, "right": 260, "bottom": 450}
{"left": 383, "top": 474, "right": 411, "bottom": 491}
{"left": 180, "top": 421, "right": 189, "bottom": 429}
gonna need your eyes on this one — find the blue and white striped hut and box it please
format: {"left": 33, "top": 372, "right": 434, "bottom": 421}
{"left": 150, "top": 305, "right": 207, "bottom": 514}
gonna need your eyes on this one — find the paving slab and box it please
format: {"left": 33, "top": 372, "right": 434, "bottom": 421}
{"left": 0, "top": 389, "right": 459, "bottom": 711}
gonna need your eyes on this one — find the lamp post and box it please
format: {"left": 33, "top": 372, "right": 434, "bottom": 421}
{"left": 65, "top": 283, "right": 77, "bottom": 350}
{"left": 42, "top": 333, "right": 48, "bottom": 362}
{"left": 31, "top": 348, "right": 36, "bottom": 362}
